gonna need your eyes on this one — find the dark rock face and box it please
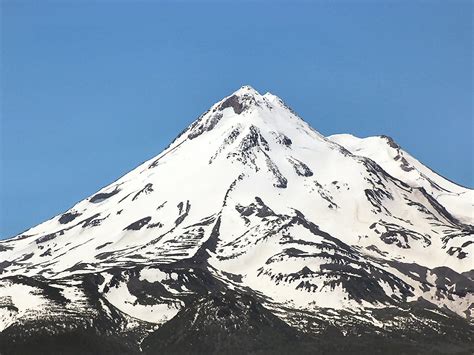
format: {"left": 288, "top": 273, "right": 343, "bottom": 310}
{"left": 227, "top": 125, "right": 284, "bottom": 182}
{"left": 124, "top": 217, "right": 152, "bottom": 231}
{"left": 264, "top": 153, "right": 287, "bottom": 188}
{"left": 209, "top": 126, "right": 242, "bottom": 163}
{"left": 132, "top": 183, "right": 154, "bottom": 201}
{"left": 235, "top": 197, "right": 276, "bottom": 223}
{"left": 288, "top": 157, "right": 313, "bottom": 177}
{"left": 96, "top": 242, "right": 113, "bottom": 250}
{"left": 36, "top": 233, "right": 58, "bottom": 244}
{"left": 219, "top": 94, "right": 245, "bottom": 114}
{"left": 90, "top": 189, "right": 120, "bottom": 203}
{"left": 188, "top": 113, "right": 223, "bottom": 140}
{"left": 58, "top": 211, "right": 82, "bottom": 224}
{"left": 273, "top": 132, "right": 292, "bottom": 147}
{"left": 240, "top": 125, "right": 270, "bottom": 152}
{"left": 83, "top": 214, "right": 108, "bottom": 228}
{"left": 372, "top": 221, "right": 431, "bottom": 249}
{"left": 380, "top": 135, "right": 400, "bottom": 149}
{"left": 175, "top": 201, "right": 191, "bottom": 226}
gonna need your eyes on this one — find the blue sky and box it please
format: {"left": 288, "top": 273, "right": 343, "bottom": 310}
{"left": 1, "top": 0, "right": 472, "bottom": 238}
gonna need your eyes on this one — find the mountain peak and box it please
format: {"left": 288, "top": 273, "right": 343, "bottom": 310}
{"left": 232, "top": 85, "right": 261, "bottom": 96}
{"left": 219, "top": 85, "right": 267, "bottom": 114}
{"left": 230, "top": 85, "right": 282, "bottom": 106}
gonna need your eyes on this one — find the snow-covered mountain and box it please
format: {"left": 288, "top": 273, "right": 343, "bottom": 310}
{"left": 1, "top": 86, "right": 473, "bottom": 354}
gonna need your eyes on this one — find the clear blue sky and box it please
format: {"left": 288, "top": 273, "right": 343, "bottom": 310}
{"left": 1, "top": 0, "right": 472, "bottom": 239}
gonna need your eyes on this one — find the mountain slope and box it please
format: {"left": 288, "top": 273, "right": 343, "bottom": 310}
{"left": 1, "top": 86, "right": 473, "bottom": 354}
{"left": 328, "top": 133, "right": 473, "bottom": 223}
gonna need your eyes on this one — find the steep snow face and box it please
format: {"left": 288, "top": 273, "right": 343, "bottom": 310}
{"left": 0, "top": 86, "right": 472, "bottom": 326}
